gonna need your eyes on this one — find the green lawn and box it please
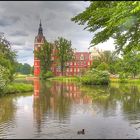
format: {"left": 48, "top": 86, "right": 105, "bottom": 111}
{"left": 49, "top": 76, "right": 140, "bottom": 84}
{"left": 110, "top": 78, "right": 140, "bottom": 83}
{"left": 48, "top": 76, "right": 79, "bottom": 81}
{"left": 1, "top": 83, "right": 34, "bottom": 96}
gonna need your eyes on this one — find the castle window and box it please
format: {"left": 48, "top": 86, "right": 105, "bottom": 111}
{"left": 51, "top": 56, "right": 54, "bottom": 61}
{"left": 80, "top": 54, "right": 84, "bottom": 60}
{"left": 35, "top": 62, "right": 37, "bottom": 66}
{"left": 77, "top": 68, "right": 79, "bottom": 72}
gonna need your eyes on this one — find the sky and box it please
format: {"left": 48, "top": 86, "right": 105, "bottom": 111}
{"left": 0, "top": 1, "right": 115, "bottom": 66}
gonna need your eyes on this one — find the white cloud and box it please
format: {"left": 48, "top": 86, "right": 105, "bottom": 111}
{"left": 0, "top": 1, "right": 115, "bottom": 66}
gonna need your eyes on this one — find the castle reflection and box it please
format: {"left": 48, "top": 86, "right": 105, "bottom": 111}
{"left": 33, "top": 79, "right": 93, "bottom": 132}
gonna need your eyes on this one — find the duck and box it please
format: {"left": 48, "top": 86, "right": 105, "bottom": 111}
{"left": 77, "top": 129, "right": 85, "bottom": 135}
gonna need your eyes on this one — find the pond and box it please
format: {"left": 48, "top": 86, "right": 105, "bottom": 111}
{"left": 0, "top": 80, "right": 140, "bottom": 139}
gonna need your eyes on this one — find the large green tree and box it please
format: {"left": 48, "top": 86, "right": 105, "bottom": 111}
{"left": 71, "top": 1, "right": 140, "bottom": 53}
{"left": 119, "top": 51, "right": 140, "bottom": 78}
{"left": 54, "top": 37, "right": 74, "bottom": 76}
{"left": 91, "top": 50, "right": 120, "bottom": 74}
{"left": 0, "top": 33, "right": 16, "bottom": 81}
{"left": 16, "top": 62, "right": 32, "bottom": 75}
{"left": 34, "top": 40, "right": 53, "bottom": 76}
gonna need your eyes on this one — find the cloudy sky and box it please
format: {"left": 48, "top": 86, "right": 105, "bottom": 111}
{"left": 0, "top": 1, "right": 115, "bottom": 66}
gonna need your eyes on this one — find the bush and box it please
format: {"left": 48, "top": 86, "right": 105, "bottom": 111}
{"left": 0, "top": 65, "right": 10, "bottom": 93}
{"left": 3, "top": 83, "right": 33, "bottom": 95}
{"left": 80, "top": 69, "right": 110, "bottom": 85}
{"left": 118, "top": 72, "right": 129, "bottom": 83}
{"left": 40, "top": 71, "right": 54, "bottom": 80}
{"left": 97, "top": 62, "right": 109, "bottom": 71}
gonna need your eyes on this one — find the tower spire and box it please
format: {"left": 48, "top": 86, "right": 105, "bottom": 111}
{"left": 40, "top": 19, "right": 42, "bottom": 27}
{"left": 38, "top": 19, "right": 43, "bottom": 36}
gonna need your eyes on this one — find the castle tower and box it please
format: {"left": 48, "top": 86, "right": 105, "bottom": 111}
{"left": 34, "top": 20, "right": 46, "bottom": 77}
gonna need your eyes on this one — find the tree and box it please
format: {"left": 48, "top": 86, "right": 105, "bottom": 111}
{"left": 34, "top": 40, "right": 53, "bottom": 77}
{"left": 91, "top": 50, "right": 120, "bottom": 74}
{"left": 15, "top": 62, "right": 32, "bottom": 75}
{"left": 0, "top": 33, "right": 17, "bottom": 81}
{"left": 97, "top": 62, "right": 109, "bottom": 71}
{"left": 0, "top": 65, "right": 10, "bottom": 91}
{"left": 90, "top": 59, "right": 100, "bottom": 69}
{"left": 122, "top": 51, "right": 140, "bottom": 78}
{"left": 54, "top": 37, "right": 74, "bottom": 76}
{"left": 71, "top": 1, "right": 140, "bottom": 54}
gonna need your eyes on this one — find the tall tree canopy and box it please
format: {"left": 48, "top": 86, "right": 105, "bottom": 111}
{"left": 54, "top": 37, "right": 74, "bottom": 76}
{"left": 71, "top": 1, "right": 140, "bottom": 53}
{"left": 16, "top": 63, "right": 32, "bottom": 75}
{"left": 34, "top": 40, "right": 53, "bottom": 75}
{"left": 118, "top": 51, "right": 140, "bottom": 78}
{"left": 91, "top": 50, "right": 120, "bottom": 74}
{"left": 0, "top": 33, "right": 16, "bottom": 81}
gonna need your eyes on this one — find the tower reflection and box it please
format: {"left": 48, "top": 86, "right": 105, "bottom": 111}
{"left": 33, "top": 80, "right": 93, "bottom": 133}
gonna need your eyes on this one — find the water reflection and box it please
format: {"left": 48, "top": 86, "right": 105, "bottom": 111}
{"left": 0, "top": 80, "right": 140, "bottom": 138}
{"left": 33, "top": 80, "right": 93, "bottom": 135}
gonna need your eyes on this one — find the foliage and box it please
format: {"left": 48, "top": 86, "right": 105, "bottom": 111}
{"left": 71, "top": 1, "right": 140, "bottom": 53}
{"left": 0, "top": 33, "right": 17, "bottom": 81}
{"left": 97, "top": 62, "right": 109, "bottom": 71}
{"left": 16, "top": 62, "right": 32, "bottom": 75}
{"left": 4, "top": 83, "right": 33, "bottom": 95}
{"left": 40, "top": 71, "right": 54, "bottom": 80}
{"left": 110, "top": 78, "right": 140, "bottom": 84}
{"left": 122, "top": 51, "right": 140, "bottom": 78}
{"left": 0, "top": 65, "right": 10, "bottom": 91}
{"left": 91, "top": 50, "right": 120, "bottom": 74}
{"left": 49, "top": 76, "right": 79, "bottom": 82}
{"left": 90, "top": 59, "right": 100, "bottom": 69}
{"left": 54, "top": 37, "right": 74, "bottom": 76}
{"left": 115, "top": 51, "right": 140, "bottom": 78}
{"left": 118, "top": 72, "right": 129, "bottom": 83}
{"left": 80, "top": 68, "right": 110, "bottom": 85}
{"left": 34, "top": 40, "right": 53, "bottom": 75}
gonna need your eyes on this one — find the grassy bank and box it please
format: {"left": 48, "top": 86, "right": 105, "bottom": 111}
{"left": 48, "top": 76, "right": 140, "bottom": 84}
{"left": 48, "top": 76, "right": 79, "bottom": 82}
{"left": 1, "top": 83, "right": 33, "bottom": 96}
{"left": 14, "top": 74, "right": 34, "bottom": 80}
{"left": 110, "top": 78, "right": 140, "bottom": 83}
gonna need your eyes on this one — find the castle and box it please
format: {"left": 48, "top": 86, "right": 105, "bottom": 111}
{"left": 34, "top": 21, "right": 100, "bottom": 77}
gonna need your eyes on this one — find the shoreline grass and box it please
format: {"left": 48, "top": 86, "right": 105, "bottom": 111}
{"left": 48, "top": 76, "right": 140, "bottom": 84}
{"left": 48, "top": 76, "right": 79, "bottom": 81}
{"left": 2, "top": 83, "right": 33, "bottom": 95}
{"left": 110, "top": 78, "right": 140, "bottom": 84}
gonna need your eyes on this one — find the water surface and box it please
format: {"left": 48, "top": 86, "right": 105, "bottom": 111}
{"left": 0, "top": 80, "right": 140, "bottom": 139}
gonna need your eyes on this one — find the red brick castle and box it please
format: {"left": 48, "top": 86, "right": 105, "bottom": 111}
{"left": 34, "top": 21, "right": 99, "bottom": 77}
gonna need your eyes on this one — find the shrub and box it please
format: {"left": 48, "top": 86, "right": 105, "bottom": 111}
{"left": 0, "top": 65, "right": 10, "bottom": 93}
{"left": 44, "top": 71, "right": 54, "bottom": 78}
{"left": 40, "top": 71, "right": 54, "bottom": 79}
{"left": 97, "top": 62, "right": 109, "bottom": 71}
{"left": 4, "top": 83, "right": 33, "bottom": 94}
{"left": 118, "top": 72, "right": 129, "bottom": 83}
{"left": 80, "top": 69, "right": 110, "bottom": 85}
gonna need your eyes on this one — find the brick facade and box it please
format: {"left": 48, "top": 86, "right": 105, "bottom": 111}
{"left": 34, "top": 22, "right": 99, "bottom": 77}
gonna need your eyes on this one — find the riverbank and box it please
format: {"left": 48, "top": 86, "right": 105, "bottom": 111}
{"left": 110, "top": 78, "right": 140, "bottom": 83}
{"left": 0, "top": 83, "right": 33, "bottom": 96}
{"left": 49, "top": 76, "right": 140, "bottom": 84}
{"left": 15, "top": 74, "right": 34, "bottom": 80}
{"left": 48, "top": 76, "right": 79, "bottom": 81}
